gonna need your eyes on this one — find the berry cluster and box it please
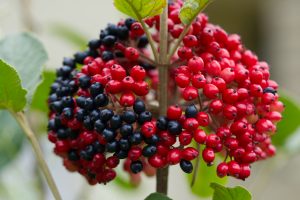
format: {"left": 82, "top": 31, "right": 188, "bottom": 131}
{"left": 47, "top": 0, "right": 284, "bottom": 185}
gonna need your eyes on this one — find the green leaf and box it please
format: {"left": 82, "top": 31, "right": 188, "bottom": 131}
{"left": 179, "top": 0, "right": 210, "bottom": 25}
{"left": 272, "top": 95, "right": 300, "bottom": 146}
{"left": 0, "top": 33, "right": 48, "bottom": 101}
{"left": 31, "top": 70, "right": 56, "bottom": 113}
{"left": 144, "top": 192, "right": 172, "bottom": 200}
{"left": 0, "top": 60, "right": 27, "bottom": 112}
{"left": 113, "top": 0, "right": 167, "bottom": 21}
{"left": 187, "top": 145, "right": 227, "bottom": 197}
{"left": 0, "top": 111, "right": 24, "bottom": 170}
{"left": 114, "top": 176, "right": 136, "bottom": 190}
{"left": 210, "top": 183, "right": 252, "bottom": 200}
{"left": 50, "top": 23, "right": 88, "bottom": 49}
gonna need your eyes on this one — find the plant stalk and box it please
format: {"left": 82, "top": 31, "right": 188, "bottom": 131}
{"left": 156, "top": 1, "right": 169, "bottom": 195}
{"left": 12, "top": 111, "right": 62, "bottom": 200}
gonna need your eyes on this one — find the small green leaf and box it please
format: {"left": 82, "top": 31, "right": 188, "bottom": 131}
{"left": 31, "top": 70, "right": 56, "bottom": 113}
{"left": 272, "top": 95, "right": 300, "bottom": 146}
{"left": 179, "top": 0, "right": 210, "bottom": 25}
{"left": 114, "top": 176, "right": 136, "bottom": 190}
{"left": 144, "top": 192, "right": 172, "bottom": 200}
{"left": 0, "top": 60, "right": 27, "bottom": 112}
{"left": 114, "top": 0, "right": 166, "bottom": 21}
{"left": 0, "top": 33, "right": 48, "bottom": 102}
{"left": 210, "top": 183, "right": 252, "bottom": 200}
{"left": 0, "top": 111, "right": 24, "bottom": 170}
{"left": 50, "top": 23, "right": 88, "bottom": 50}
{"left": 187, "top": 145, "right": 227, "bottom": 197}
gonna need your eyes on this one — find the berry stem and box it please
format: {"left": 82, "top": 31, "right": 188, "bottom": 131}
{"left": 11, "top": 111, "right": 62, "bottom": 200}
{"left": 191, "top": 143, "right": 201, "bottom": 187}
{"left": 167, "top": 23, "right": 193, "bottom": 61}
{"left": 156, "top": 1, "right": 169, "bottom": 195}
{"left": 123, "top": 0, "right": 159, "bottom": 61}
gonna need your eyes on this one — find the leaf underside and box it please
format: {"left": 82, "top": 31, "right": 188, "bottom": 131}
{"left": 114, "top": 0, "right": 167, "bottom": 20}
{"left": 179, "top": 0, "right": 210, "bottom": 25}
{"left": 210, "top": 183, "right": 252, "bottom": 200}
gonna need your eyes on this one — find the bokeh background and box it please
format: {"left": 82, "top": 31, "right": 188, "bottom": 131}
{"left": 0, "top": 0, "right": 300, "bottom": 199}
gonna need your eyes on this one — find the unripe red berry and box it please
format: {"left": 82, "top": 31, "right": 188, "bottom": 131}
{"left": 182, "top": 86, "right": 198, "bottom": 101}
{"left": 167, "top": 105, "right": 182, "bottom": 120}
{"left": 203, "top": 84, "right": 219, "bottom": 99}
{"left": 188, "top": 56, "right": 204, "bottom": 73}
{"left": 194, "top": 129, "right": 207, "bottom": 144}
{"left": 202, "top": 148, "right": 215, "bottom": 165}
{"left": 217, "top": 162, "right": 228, "bottom": 178}
{"left": 191, "top": 73, "right": 206, "bottom": 88}
{"left": 196, "top": 112, "right": 210, "bottom": 127}
{"left": 130, "top": 65, "right": 146, "bottom": 81}
{"left": 227, "top": 161, "right": 241, "bottom": 177}
{"left": 125, "top": 47, "right": 139, "bottom": 61}
{"left": 128, "top": 147, "right": 142, "bottom": 161}
{"left": 167, "top": 148, "right": 182, "bottom": 165}
{"left": 182, "top": 147, "right": 199, "bottom": 161}
{"left": 183, "top": 35, "right": 198, "bottom": 47}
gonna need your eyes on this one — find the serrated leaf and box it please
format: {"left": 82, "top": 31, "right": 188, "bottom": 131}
{"left": 0, "top": 33, "right": 48, "bottom": 102}
{"left": 144, "top": 192, "right": 172, "bottom": 200}
{"left": 114, "top": 0, "right": 166, "bottom": 21}
{"left": 272, "top": 95, "right": 300, "bottom": 146}
{"left": 30, "top": 70, "right": 56, "bottom": 113}
{"left": 0, "top": 60, "right": 27, "bottom": 112}
{"left": 187, "top": 145, "right": 227, "bottom": 197}
{"left": 179, "top": 0, "right": 210, "bottom": 25}
{"left": 0, "top": 111, "right": 24, "bottom": 170}
{"left": 210, "top": 183, "right": 252, "bottom": 200}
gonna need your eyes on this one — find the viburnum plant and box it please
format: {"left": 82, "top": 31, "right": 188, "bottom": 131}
{"left": 0, "top": 0, "right": 287, "bottom": 200}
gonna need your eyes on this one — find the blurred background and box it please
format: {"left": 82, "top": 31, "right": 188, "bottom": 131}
{"left": 0, "top": 0, "right": 300, "bottom": 199}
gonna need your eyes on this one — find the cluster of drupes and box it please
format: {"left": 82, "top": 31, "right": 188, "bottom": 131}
{"left": 48, "top": 0, "right": 284, "bottom": 185}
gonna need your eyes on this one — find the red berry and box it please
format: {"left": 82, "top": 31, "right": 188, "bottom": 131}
{"left": 203, "top": 84, "right": 219, "bottom": 99}
{"left": 209, "top": 99, "right": 223, "bottom": 114}
{"left": 202, "top": 148, "right": 215, "bottom": 165}
{"left": 191, "top": 73, "right": 206, "bottom": 88}
{"left": 130, "top": 65, "right": 146, "bottom": 81}
{"left": 175, "top": 73, "right": 190, "bottom": 88}
{"left": 125, "top": 47, "right": 139, "bottom": 61}
{"left": 196, "top": 112, "right": 210, "bottom": 127}
{"left": 182, "top": 86, "right": 198, "bottom": 101}
{"left": 227, "top": 161, "right": 241, "bottom": 177}
{"left": 120, "top": 92, "right": 135, "bottom": 107}
{"left": 194, "top": 129, "right": 207, "bottom": 144}
{"left": 167, "top": 148, "right": 182, "bottom": 165}
{"left": 206, "top": 60, "right": 221, "bottom": 76}
{"left": 183, "top": 118, "right": 199, "bottom": 131}
{"left": 122, "top": 76, "right": 135, "bottom": 91}
{"left": 217, "top": 162, "right": 228, "bottom": 178}
{"left": 149, "top": 154, "right": 165, "bottom": 168}
{"left": 178, "top": 46, "right": 193, "bottom": 60}
{"left": 131, "top": 22, "right": 144, "bottom": 37}
{"left": 128, "top": 147, "right": 142, "bottom": 161}
{"left": 111, "top": 64, "right": 126, "bottom": 81}
{"left": 183, "top": 35, "right": 198, "bottom": 47}
{"left": 141, "top": 122, "right": 157, "bottom": 138}
{"left": 206, "top": 134, "right": 221, "bottom": 148}
{"left": 179, "top": 131, "right": 193, "bottom": 145}
{"left": 167, "top": 105, "right": 182, "bottom": 120}
{"left": 133, "top": 81, "right": 149, "bottom": 96}
{"left": 182, "top": 147, "right": 199, "bottom": 161}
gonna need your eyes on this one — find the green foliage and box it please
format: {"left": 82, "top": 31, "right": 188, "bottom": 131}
{"left": 272, "top": 95, "right": 300, "bottom": 146}
{"left": 0, "top": 33, "right": 48, "bottom": 102}
{"left": 114, "top": 0, "right": 166, "bottom": 21}
{"left": 210, "top": 183, "right": 252, "bottom": 200}
{"left": 144, "top": 192, "right": 172, "bottom": 200}
{"left": 0, "top": 60, "right": 27, "bottom": 112}
{"left": 31, "top": 71, "right": 56, "bottom": 113}
{"left": 0, "top": 111, "right": 24, "bottom": 170}
{"left": 50, "top": 23, "right": 88, "bottom": 49}
{"left": 179, "top": 0, "right": 210, "bottom": 25}
{"left": 114, "top": 176, "right": 136, "bottom": 190}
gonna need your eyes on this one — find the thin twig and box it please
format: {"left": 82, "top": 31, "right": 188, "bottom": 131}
{"left": 11, "top": 111, "right": 62, "bottom": 200}
{"left": 191, "top": 144, "right": 201, "bottom": 187}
